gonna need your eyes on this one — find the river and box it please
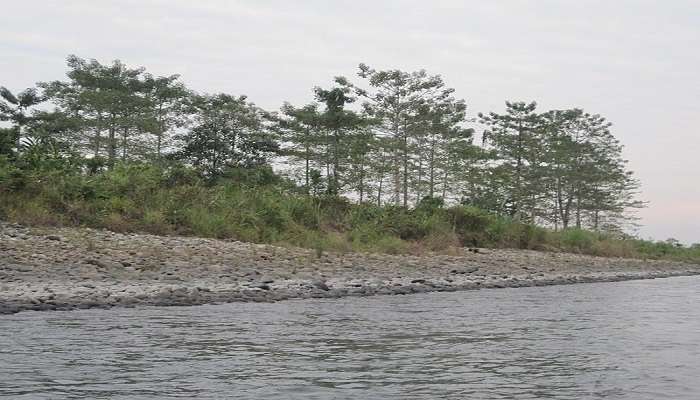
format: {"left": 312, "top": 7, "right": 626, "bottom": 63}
{"left": 1, "top": 276, "right": 699, "bottom": 399}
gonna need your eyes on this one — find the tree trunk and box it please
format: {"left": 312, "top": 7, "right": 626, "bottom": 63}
{"left": 358, "top": 155, "right": 365, "bottom": 203}
{"left": 156, "top": 132, "right": 162, "bottom": 160}
{"left": 121, "top": 127, "right": 128, "bottom": 161}
{"left": 594, "top": 210, "right": 600, "bottom": 231}
{"left": 441, "top": 167, "right": 449, "bottom": 200}
{"left": 402, "top": 132, "right": 409, "bottom": 207}
{"left": 575, "top": 195, "right": 581, "bottom": 228}
{"left": 304, "top": 135, "right": 310, "bottom": 193}
{"left": 428, "top": 137, "right": 436, "bottom": 197}
{"left": 392, "top": 109, "right": 402, "bottom": 206}
{"left": 108, "top": 119, "right": 116, "bottom": 168}
{"left": 513, "top": 122, "right": 524, "bottom": 217}
{"left": 416, "top": 155, "right": 423, "bottom": 202}
{"left": 15, "top": 125, "right": 21, "bottom": 152}
{"left": 332, "top": 128, "right": 340, "bottom": 195}
{"left": 94, "top": 112, "right": 103, "bottom": 158}
{"left": 156, "top": 104, "right": 165, "bottom": 159}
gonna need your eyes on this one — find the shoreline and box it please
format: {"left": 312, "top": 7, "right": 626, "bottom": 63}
{"left": 2, "top": 223, "right": 699, "bottom": 315}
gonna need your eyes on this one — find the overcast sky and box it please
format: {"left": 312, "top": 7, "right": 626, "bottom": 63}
{"left": 2, "top": 0, "right": 698, "bottom": 243}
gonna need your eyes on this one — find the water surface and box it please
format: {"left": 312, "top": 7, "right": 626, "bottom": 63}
{"left": 1, "top": 276, "right": 699, "bottom": 399}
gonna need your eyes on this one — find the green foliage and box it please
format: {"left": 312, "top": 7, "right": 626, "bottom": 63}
{"left": 0, "top": 157, "right": 24, "bottom": 191}
{"left": 560, "top": 229, "right": 597, "bottom": 252}
{"left": 0, "top": 161, "right": 696, "bottom": 262}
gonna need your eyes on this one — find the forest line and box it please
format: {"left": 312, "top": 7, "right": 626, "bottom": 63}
{"left": 1, "top": 55, "right": 642, "bottom": 234}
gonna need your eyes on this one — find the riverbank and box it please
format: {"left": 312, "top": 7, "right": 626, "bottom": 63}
{"left": 1, "top": 222, "right": 699, "bottom": 314}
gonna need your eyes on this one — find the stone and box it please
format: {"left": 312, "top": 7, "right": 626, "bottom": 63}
{"left": 450, "top": 267, "right": 479, "bottom": 274}
{"left": 312, "top": 279, "right": 330, "bottom": 291}
{"left": 0, "top": 223, "right": 698, "bottom": 314}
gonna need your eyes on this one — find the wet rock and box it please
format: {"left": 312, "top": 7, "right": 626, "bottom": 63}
{"left": 1, "top": 223, "right": 699, "bottom": 314}
{"left": 450, "top": 267, "right": 479, "bottom": 275}
{"left": 312, "top": 279, "right": 330, "bottom": 291}
{"left": 85, "top": 258, "right": 121, "bottom": 269}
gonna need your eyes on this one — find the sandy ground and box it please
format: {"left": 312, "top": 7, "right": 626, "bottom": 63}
{"left": 1, "top": 222, "right": 699, "bottom": 314}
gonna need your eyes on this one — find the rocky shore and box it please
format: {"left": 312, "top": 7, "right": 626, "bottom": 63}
{"left": 1, "top": 222, "right": 699, "bottom": 315}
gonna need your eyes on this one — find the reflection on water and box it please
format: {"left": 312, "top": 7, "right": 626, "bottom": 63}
{"left": 1, "top": 276, "right": 700, "bottom": 399}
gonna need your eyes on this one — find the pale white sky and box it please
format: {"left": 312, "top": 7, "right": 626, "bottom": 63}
{"left": 2, "top": 0, "right": 698, "bottom": 243}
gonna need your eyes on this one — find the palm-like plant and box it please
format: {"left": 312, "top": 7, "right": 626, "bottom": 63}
{"left": 0, "top": 86, "right": 45, "bottom": 151}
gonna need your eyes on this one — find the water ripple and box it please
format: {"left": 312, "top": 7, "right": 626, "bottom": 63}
{"left": 1, "top": 276, "right": 700, "bottom": 399}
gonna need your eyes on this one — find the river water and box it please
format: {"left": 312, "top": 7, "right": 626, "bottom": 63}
{"left": 1, "top": 276, "right": 699, "bottom": 399}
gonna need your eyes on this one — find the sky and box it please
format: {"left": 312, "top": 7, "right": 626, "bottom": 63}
{"left": 1, "top": 0, "right": 699, "bottom": 243}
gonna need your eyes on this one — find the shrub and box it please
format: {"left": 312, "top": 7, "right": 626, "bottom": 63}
{"left": 415, "top": 196, "right": 444, "bottom": 213}
{"left": 518, "top": 224, "right": 548, "bottom": 249}
{"left": 380, "top": 206, "right": 426, "bottom": 240}
{"left": 1, "top": 158, "right": 697, "bottom": 263}
{"left": 560, "top": 229, "right": 597, "bottom": 253}
{"left": 103, "top": 212, "right": 130, "bottom": 232}
{"left": 0, "top": 164, "right": 28, "bottom": 192}
{"left": 423, "top": 229, "right": 460, "bottom": 251}
{"left": 141, "top": 209, "right": 171, "bottom": 235}
{"left": 185, "top": 206, "right": 231, "bottom": 238}
{"left": 347, "top": 203, "right": 383, "bottom": 227}
{"left": 371, "top": 235, "right": 408, "bottom": 255}
{"left": 448, "top": 206, "right": 494, "bottom": 246}
{"left": 287, "top": 196, "right": 320, "bottom": 229}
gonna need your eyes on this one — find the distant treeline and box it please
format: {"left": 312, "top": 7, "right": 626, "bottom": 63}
{"left": 1, "top": 55, "right": 642, "bottom": 233}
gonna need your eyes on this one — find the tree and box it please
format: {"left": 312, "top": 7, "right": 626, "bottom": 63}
{"left": 313, "top": 85, "right": 368, "bottom": 195}
{"left": 0, "top": 86, "right": 45, "bottom": 152}
{"left": 0, "top": 128, "right": 15, "bottom": 157}
{"left": 414, "top": 95, "right": 473, "bottom": 201}
{"left": 141, "top": 74, "right": 190, "bottom": 160}
{"left": 39, "top": 56, "right": 165, "bottom": 166}
{"left": 22, "top": 110, "right": 82, "bottom": 160}
{"left": 178, "top": 94, "right": 277, "bottom": 178}
{"left": 479, "top": 101, "right": 543, "bottom": 219}
{"left": 346, "top": 126, "right": 376, "bottom": 203}
{"left": 276, "top": 102, "right": 324, "bottom": 192}
{"left": 539, "top": 108, "right": 643, "bottom": 231}
{"left": 337, "top": 64, "right": 462, "bottom": 207}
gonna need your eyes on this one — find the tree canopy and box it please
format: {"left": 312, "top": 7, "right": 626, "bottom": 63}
{"left": 0, "top": 55, "right": 644, "bottom": 234}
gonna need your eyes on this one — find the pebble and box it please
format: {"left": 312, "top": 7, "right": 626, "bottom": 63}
{"left": 1, "top": 222, "right": 699, "bottom": 315}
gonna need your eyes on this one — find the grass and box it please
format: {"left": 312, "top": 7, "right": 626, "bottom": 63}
{"left": 1, "top": 159, "right": 699, "bottom": 263}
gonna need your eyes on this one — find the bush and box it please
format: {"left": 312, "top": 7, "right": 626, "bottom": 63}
{"left": 416, "top": 196, "right": 444, "bottom": 213}
{"left": 518, "top": 224, "right": 549, "bottom": 249}
{"left": 185, "top": 206, "right": 231, "bottom": 238}
{"left": 97, "top": 163, "right": 165, "bottom": 198}
{"left": 371, "top": 235, "right": 409, "bottom": 255}
{"left": 347, "top": 223, "right": 383, "bottom": 247}
{"left": 347, "top": 202, "right": 383, "bottom": 227}
{"left": 141, "top": 209, "right": 171, "bottom": 235}
{"left": 0, "top": 162, "right": 28, "bottom": 192}
{"left": 447, "top": 206, "right": 493, "bottom": 246}
{"left": 560, "top": 229, "right": 597, "bottom": 253}
{"left": 380, "top": 206, "right": 426, "bottom": 240}
{"left": 1, "top": 158, "right": 698, "bottom": 263}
